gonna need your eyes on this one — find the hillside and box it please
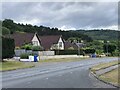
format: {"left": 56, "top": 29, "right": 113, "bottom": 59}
{"left": 2, "top": 19, "right": 92, "bottom": 42}
{"left": 2, "top": 19, "right": 119, "bottom": 41}
{"left": 76, "top": 30, "right": 119, "bottom": 41}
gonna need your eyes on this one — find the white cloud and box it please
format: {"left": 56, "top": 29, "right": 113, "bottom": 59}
{"left": 2, "top": 2, "right": 118, "bottom": 30}
{"left": 59, "top": 25, "right": 76, "bottom": 31}
{"left": 14, "top": 19, "right": 40, "bottom": 25}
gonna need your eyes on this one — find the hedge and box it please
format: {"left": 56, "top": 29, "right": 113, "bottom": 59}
{"left": 54, "top": 49, "right": 95, "bottom": 55}
{"left": 2, "top": 37, "right": 15, "bottom": 59}
{"left": 55, "top": 50, "right": 84, "bottom": 55}
{"left": 20, "top": 53, "right": 29, "bottom": 59}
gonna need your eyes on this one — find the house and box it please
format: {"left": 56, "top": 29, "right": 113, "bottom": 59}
{"left": 39, "top": 35, "right": 64, "bottom": 50}
{"left": 11, "top": 32, "right": 80, "bottom": 51}
{"left": 11, "top": 32, "right": 65, "bottom": 50}
{"left": 11, "top": 32, "right": 41, "bottom": 47}
{"left": 64, "top": 41, "right": 78, "bottom": 50}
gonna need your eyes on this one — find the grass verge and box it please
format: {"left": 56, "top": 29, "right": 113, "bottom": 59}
{"left": 39, "top": 57, "right": 87, "bottom": 63}
{"left": 90, "top": 60, "right": 119, "bottom": 72}
{"left": 90, "top": 60, "right": 119, "bottom": 87}
{"left": 99, "top": 67, "right": 119, "bottom": 86}
{"left": 0, "top": 61, "right": 35, "bottom": 71}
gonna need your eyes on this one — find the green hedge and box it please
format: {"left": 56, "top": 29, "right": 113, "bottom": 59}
{"left": 83, "top": 48, "right": 95, "bottom": 54}
{"left": 20, "top": 53, "right": 29, "bottom": 59}
{"left": 54, "top": 49, "right": 95, "bottom": 55}
{"left": 55, "top": 50, "right": 84, "bottom": 55}
{"left": 2, "top": 37, "right": 15, "bottom": 59}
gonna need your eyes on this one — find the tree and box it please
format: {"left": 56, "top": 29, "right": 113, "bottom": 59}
{"left": 2, "top": 27, "right": 10, "bottom": 35}
{"left": 103, "top": 44, "right": 116, "bottom": 55}
{"left": 2, "top": 37, "right": 15, "bottom": 59}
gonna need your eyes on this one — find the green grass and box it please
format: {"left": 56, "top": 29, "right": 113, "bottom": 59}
{"left": 90, "top": 60, "right": 119, "bottom": 87}
{"left": 39, "top": 57, "right": 87, "bottom": 63}
{"left": 0, "top": 61, "right": 35, "bottom": 71}
{"left": 99, "top": 67, "right": 119, "bottom": 86}
{"left": 90, "top": 60, "right": 119, "bottom": 72}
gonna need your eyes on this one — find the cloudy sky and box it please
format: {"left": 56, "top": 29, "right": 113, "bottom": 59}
{"left": 2, "top": 1, "right": 118, "bottom": 30}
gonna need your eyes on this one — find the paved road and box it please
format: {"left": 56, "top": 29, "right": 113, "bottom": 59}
{"left": 2, "top": 57, "right": 118, "bottom": 88}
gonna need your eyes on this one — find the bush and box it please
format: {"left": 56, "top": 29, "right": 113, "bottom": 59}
{"left": 83, "top": 48, "right": 95, "bottom": 54}
{"left": 20, "top": 53, "right": 29, "bottom": 59}
{"left": 32, "top": 46, "right": 43, "bottom": 51}
{"left": 2, "top": 37, "right": 15, "bottom": 59}
{"left": 55, "top": 50, "right": 84, "bottom": 55}
{"left": 21, "top": 44, "right": 32, "bottom": 50}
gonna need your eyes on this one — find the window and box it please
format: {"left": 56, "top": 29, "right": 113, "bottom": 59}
{"left": 59, "top": 42, "right": 62, "bottom": 47}
{"left": 33, "top": 41, "right": 38, "bottom": 46}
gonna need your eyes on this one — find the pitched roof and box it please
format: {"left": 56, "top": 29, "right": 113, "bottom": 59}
{"left": 64, "top": 41, "right": 78, "bottom": 50}
{"left": 39, "top": 35, "right": 61, "bottom": 50}
{"left": 11, "top": 32, "right": 34, "bottom": 47}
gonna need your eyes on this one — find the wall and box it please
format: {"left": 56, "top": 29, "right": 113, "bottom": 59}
{"left": 39, "top": 55, "right": 88, "bottom": 60}
{"left": 15, "top": 50, "right": 54, "bottom": 56}
{"left": 15, "top": 49, "right": 39, "bottom": 56}
{"left": 39, "top": 51, "right": 55, "bottom": 56}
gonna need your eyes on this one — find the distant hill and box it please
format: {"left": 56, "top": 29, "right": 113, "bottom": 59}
{"left": 2, "top": 19, "right": 119, "bottom": 41}
{"left": 76, "top": 30, "right": 119, "bottom": 41}
{"left": 2, "top": 19, "right": 92, "bottom": 42}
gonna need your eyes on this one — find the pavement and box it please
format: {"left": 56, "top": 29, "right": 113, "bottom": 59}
{"left": 1, "top": 57, "right": 118, "bottom": 88}
{"left": 95, "top": 64, "right": 119, "bottom": 76}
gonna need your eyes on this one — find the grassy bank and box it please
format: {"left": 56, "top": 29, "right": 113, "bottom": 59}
{"left": 99, "top": 67, "right": 119, "bottom": 86}
{"left": 90, "top": 60, "right": 119, "bottom": 87}
{"left": 90, "top": 60, "right": 119, "bottom": 73}
{"left": 0, "top": 61, "right": 35, "bottom": 71}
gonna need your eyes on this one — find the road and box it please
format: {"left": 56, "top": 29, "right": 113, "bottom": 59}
{"left": 2, "top": 57, "right": 118, "bottom": 88}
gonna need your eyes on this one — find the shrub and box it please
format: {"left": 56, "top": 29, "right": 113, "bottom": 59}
{"left": 21, "top": 44, "right": 32, "bottom": 50}
{"left": 55, "top": 50, "right": 84, "bottom": 55}
{"left": 2, "top": 37, "right": 15, "bottom": 59}
{"left": 83, "top": 48, "right": 95, "bottom": 54}
{"left": 20, "top": 53, "right": 29, "bottom": 59}
{"left": 32, "top": 46, "right": 43, "bottom": 51}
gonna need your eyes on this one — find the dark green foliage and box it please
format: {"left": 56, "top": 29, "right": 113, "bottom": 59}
{"left": 103, "top": 44, "right": 116, "bottom": 54}
{"left": 2, "top": 19, "right": 92, "bottom": 42}
{"left": 32, "top": 46, "right": 43, "bottom": 51}
{"left": 21, "top": 44, "right": 32, "bottom": 50}
{"left": 20, "top": 53, "right": 29, "bottom": 59}
{"left": 83, "top": 48, "right": 96, "bottom": 54}
{"left": 2, "top": 37, "right": 15, "bottom": 59}
{"left": 2, "top": 27, "right": 10, "bottom": 35}
{"left": 77, "top": 30, "right": 119, "bottom": 41}
{"left": 55, "top": 50, "right": 84, "bottom": 55}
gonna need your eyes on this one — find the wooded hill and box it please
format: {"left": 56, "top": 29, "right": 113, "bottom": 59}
{"left": 76, "top": 30, "right": 119, "bottom": 41}
{"left": 1, "top": 19, "right": 119, "bottom": 41}
{"left": 1, "top": 19, "right": 92, "bottom": 42}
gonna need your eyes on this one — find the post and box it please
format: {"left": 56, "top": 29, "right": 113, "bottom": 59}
{"left": 77, "top": 41, "right": 80, "bottom": 56}
{"left": 106, "top": 41, "right": 109, "bottom": 57}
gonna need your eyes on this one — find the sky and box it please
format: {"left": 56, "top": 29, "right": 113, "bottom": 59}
{"left": 1, "top": 1, "right": 118, "bottom": 30}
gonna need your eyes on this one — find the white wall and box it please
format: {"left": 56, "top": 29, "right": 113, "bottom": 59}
{"left": 57, "top": 37, "right": 64, "bottom": 50}
{"left": 32, "top": 34, "right": 40, "bottom": 46}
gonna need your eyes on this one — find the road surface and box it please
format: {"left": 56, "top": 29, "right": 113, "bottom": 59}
{"left": 2, "top": 57, "right": 118, "bottom": 88}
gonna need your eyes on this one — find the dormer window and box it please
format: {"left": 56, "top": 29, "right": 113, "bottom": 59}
{"left": 33, "top": 41, "right": 38, "bottom": 46}
{"left": 59, "top": 42, "right": 62, "bottom": 47}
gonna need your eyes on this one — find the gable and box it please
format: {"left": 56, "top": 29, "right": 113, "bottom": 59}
{"left": 39, "top": 35, "right": 62, "bottom": 50}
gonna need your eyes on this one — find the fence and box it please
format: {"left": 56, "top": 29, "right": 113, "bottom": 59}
{"left": 15, "top": 49, "right": 55, "bottom": 56}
